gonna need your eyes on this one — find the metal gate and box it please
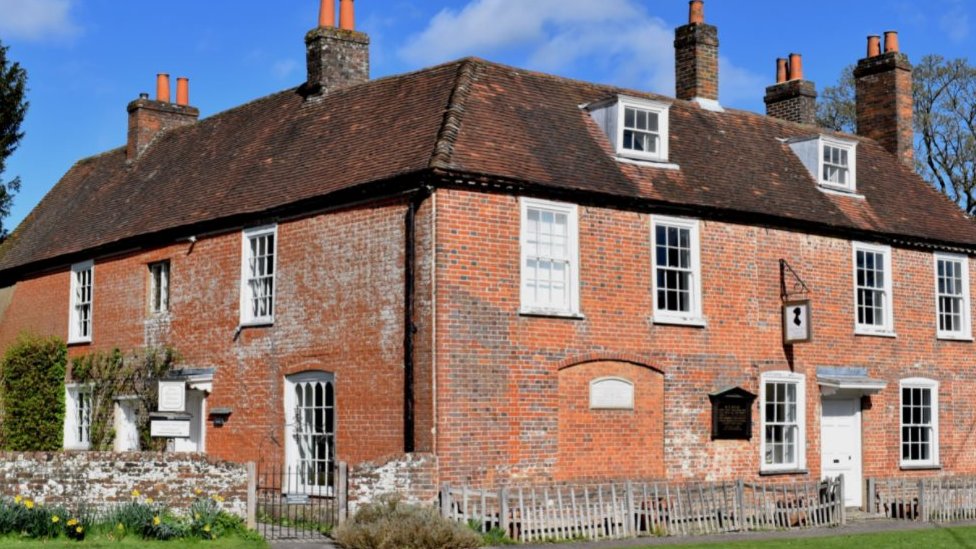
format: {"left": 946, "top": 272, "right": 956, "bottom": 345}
{"left": 255, "top": 461, "right": 347, "bottom": 540}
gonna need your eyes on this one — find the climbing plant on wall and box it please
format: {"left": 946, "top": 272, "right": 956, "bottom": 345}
{"left": 70, "top": 346, "right": 177, "bottom": 451}
{"left": 1, "top": 334, "right": 67, "bottom": 451}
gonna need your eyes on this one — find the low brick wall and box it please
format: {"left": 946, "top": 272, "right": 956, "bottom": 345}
{"left": 348, "top": 453, "right": 438, "bottom": 511}
{"left": 0, "top": 452, "right": 248, "bottom": 517}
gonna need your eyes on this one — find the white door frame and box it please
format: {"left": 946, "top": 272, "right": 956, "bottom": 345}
{"left": 820, "top": 397, "right": 863, "bottom": 508}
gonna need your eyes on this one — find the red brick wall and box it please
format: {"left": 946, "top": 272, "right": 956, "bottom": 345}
{"left": 432, "top": 188, "right": 976, "bottom": 487}
{"left": 0, "top": 198, "right": 432, "bottom": 468}
{"left": 556, "top": 361, "right": 664, "bottom": 482}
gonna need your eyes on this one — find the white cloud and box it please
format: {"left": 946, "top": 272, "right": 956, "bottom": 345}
{"left": 0, "top": 0, "right": 80, "bottom": 41}
{"left": 398, "top": 0, "right": 764, "bottom": 106}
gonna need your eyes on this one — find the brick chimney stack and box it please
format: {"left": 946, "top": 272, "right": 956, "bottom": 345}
{"left": 305, "top": 0, "right": 370, "bottom": 97}
{"left": 127, "top": 73, "right": 199, "bottom": 161}
{"left": 674, "top": 0, "right": 719, "bottom": 106}
{"left": 764, "top": 53, "right": 818, "bottom": 125}
{"left": 854, "top": 31, "right": 913, "bottom": 167}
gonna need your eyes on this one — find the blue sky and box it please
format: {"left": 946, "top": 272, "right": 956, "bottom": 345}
{"left": 1, "top": 0, "right": 973, "bottom": 229}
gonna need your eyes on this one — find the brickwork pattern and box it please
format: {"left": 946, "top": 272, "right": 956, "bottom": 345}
{"left": 433, "top": 188, "right": 976, "bottom": 488}
{"left": 347, "top": 453, "right": 438, "bottom": 510}
{"left": 764, "top": 80, "right": 818, "bottom": 125}
{"left": 855, "top": 52, "right": 914, "bottom": 167}
{"left": 674, "top": 24, "right": 719, "bottom": 101}
{"left": 305, "top": 27, "right": 370, "bottom": 95}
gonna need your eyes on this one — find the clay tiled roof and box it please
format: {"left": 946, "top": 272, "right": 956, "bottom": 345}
{"left": 2, "top": 57, "right": 975, "bottom": 276}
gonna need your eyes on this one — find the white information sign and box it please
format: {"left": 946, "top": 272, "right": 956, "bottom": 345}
{"left": 783, "top": 300, "right": 812, "bottom": 343}
{"left": 158, "top": 381, "right": 186, "bottom": 412}
{"left": 589, "top": 377, "right": 635, "bottom": 410}
{"left": 150, "top": 419, "right": 190, "bottom": 438}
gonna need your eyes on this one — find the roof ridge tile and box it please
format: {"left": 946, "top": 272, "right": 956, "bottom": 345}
{"left": 429, "top": 58, "right": 482, "bottom": 170}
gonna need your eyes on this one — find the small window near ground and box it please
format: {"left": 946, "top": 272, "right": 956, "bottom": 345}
{"left": 240, "top": 225, "right": 277, "bottom": 325}
{"left": 64, "top": 385, "right": 91, "bottom": 450}
{"left": 68, "top": 261, "right": 93, "bottom": 344}
{"left": 900, "top": 378, "right": 939, "bottom": 467}
{"left": 853, "top": 242, "right": 894, "bottom": 336}
{"left": 934, "top": 253, "right": 971, "bottom": 340}
{"left": 285, "top": 372, "right": 336, "bottom": 494}
{"left": 760, "top": 371, "right": 805, "bottom": 472}
{"left": 149, "top": 261, "right": 170, "bottom": 314}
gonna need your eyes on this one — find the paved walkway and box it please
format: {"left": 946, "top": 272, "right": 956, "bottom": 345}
{"left": 268, "top": 517, "right": 976, "bottom": 549}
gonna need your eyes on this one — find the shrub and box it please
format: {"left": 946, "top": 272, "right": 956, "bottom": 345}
{"left": 333, "top": 495, "right": 482, "bottom": 549}
{"left": 1, "top": 334, "right": 66, "bottom": 450}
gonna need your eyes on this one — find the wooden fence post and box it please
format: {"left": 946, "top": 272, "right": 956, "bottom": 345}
{"left": 865, "top": 478, "right": 874, "bottom": 514}
{"left": 338, "top": 462, "right": 349, "bottom": 524}
{"left": 918, "top": 479, "right": 926, "bottom": 522}
{"left": 246, "top": 462, "right": 257, "bottom": 530}
{"left": 499, "top": 486, "right": 509, "bottom": 536}
{"left": 735, "top": 480, "right": 746, "bottom": 531}
{"left": 441, "top": 483, "right": 452, "bottom": 519}
{"left": 625, "top": 481, "right": 635, "bottom": 535}
{"left": 838, "top": 475, "right": 846, "bottom": 525}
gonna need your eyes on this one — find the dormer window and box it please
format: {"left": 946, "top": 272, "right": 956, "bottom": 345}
{"left": 788, "top": 135, "right": 858, "bottom": 193}
{"left": 588, "top": 95, "right": 671, "bottom": 164}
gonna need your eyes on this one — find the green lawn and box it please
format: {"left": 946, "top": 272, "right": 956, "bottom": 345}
{"left": 650, "top": 525, "right": 976, "bottom": 548}
{"left": 0, "top": 534, "right": 268, "bottom": 548}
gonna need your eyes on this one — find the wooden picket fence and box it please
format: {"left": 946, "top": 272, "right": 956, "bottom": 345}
{"left": 869, "top": 476, "right": 976, "bottom": 522}
{"left": 441, "top": 476, "right": 844, "bottom": 542}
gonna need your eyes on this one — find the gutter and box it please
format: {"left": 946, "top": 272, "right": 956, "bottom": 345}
{"left": 403, "top": 185, "right": 433, "bottom": 453}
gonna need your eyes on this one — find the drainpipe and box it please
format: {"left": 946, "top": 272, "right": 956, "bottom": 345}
{"left": 404, "top": 186, "right": 432, "bottom": 453}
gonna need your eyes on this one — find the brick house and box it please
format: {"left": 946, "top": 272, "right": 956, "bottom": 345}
{"left": 1, "top": 0, "right": 975, "bottom": 508}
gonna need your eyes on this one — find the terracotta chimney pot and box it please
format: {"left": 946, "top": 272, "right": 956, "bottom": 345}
{"left": 339, "top": 0, "right": 355, "bottom": 30}
{"left": 884, "top": 31, "right": 900, "bottom": 53}
{"left": 776, "top": 58, "right": 788, "bottom": 84}
{"left": 688, "top": 0, "right": 704, "bottom": 25}
{"left": 156, "top": 73, "right": 171, "bottom": 103}
{"left": 867, "top": 35, "right": 881, "bottom": 57}
{"left": 319, "top": 0, "right": 335, "bottom": 28}
{"left": 788, "top": 53, "right": 803, "bottom": 81}
{"left": 176, "top": 77, "right": 189, "bottom": 106}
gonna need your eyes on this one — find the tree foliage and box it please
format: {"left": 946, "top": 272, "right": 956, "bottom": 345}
{"left": 817, "top": 56, "right": 976, "bottom": 214}
{"left": 0, "top": 40, "right": 27, "bottom": 237}
{"left": 1, "top": 334, "right": 66, "bottom": 451}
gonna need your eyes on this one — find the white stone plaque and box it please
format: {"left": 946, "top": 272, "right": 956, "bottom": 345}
{"left": 150, "top": 419, "right": 190, "bottom": 438}
{"left": 783, "top": 300, "right": 812, "bottom": 343}
{"left": 158, "top": 381, "right": 186, "bottom": 412}
{"left": 589, "top": 377, "right": 634, "bottom": 410}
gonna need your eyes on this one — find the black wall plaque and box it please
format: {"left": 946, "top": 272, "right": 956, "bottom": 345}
{"left": 709, "top": 387, "right": 757, "bottom": 440}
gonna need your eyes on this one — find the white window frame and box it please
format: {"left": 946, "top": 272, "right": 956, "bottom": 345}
{"left": 899, "top": 378, "right": 939, "bottom": 468}
{"left": 819, "top": 137, "right": 857, "bottom": 192}
{"left": 760, "top": 371, "right": 806, "bottom": 473}
{"left": 284, "top": 371, "right": 336, "bottom": 495}
{"left": 240, "top": 224, "right": 278, "bottom": 326}
{"left": 616, "top": 96, "right": 670, "bottom": 163}
{"left": 933, "top": 253, "right": 972, "bottom": 340}
{"left": 519, "top": 198, "right": 581, "bottom": 317}
{"left": 852, "top": 242, "right": 895, "bottom": 336}
{"left": 148, "top": 260, "right": 170, "bottom": 315}
{"left": 68, "top": 260, "right": 94, "bottom": 344}
{"left": 64, "top": 384, "right": 92, "bottom": 450}
{"left": 651, "top": 215, "right": 704, "bottom": 326}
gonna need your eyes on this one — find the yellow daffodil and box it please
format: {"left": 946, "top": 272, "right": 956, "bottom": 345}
{"left": 194, "top": 513, "right": 201, "bottom": 520}
{"left": 145, "top": 497, "right": 154, "bottom": 504}
{"left": 24, "top": 500, "right": 34, "bottom": 509}
{"left": 116, "top": 523, "right": 124, "bottom": 531}
{"left": 203, "top": 525, "right": 211, "bottom": 532}
{"left": 76, "top": 526, "right": 83, "bottom": 534}
{"left": 212, "top": 495, "right": 224, "bottom": 503}
{"left": 194, "top": 488, "right": 203, "bottom": 495}
{"left": 153, "top": 516, "right": 161, "bottom": 526}
{"left": 67, "top": 518, "right": 78, "bottom": 526}
{"left": 51, "top": 515, "right": 60, "bottom": 523}
{"left": 131, "top": 489, "right": 141, "bottom": 498}
{"left": 13, "top": 495, "right": 21, "bottom": 504}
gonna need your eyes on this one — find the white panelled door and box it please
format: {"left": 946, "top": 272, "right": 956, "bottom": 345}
{"left": 820, "top": 398, "right": 862, "bottom": 507}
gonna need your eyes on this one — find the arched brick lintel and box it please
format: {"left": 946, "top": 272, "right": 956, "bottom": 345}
{"left": 556, "top": 354, "right": 663, "bottom": 375}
